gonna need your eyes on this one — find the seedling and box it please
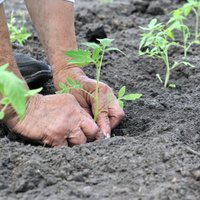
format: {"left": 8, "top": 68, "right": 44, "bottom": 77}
{"left": 167, "top": 0, "right": 200, "bottom": 57}
{"left": 60, "top": 39, "right": 142, "bottom": 121}
{"left": 181, "top": 0, "right": 200, "bottom": 41}
{"left": 0, "top": 64, "right": 41, "bottom": 120}
{"left": 139, "top": 19, "right": 194, "bottom": 88}
{"left": 167, "top": 9, "right": 192, "bottom": 57}
{"left": 7, "top": 11, "right": 31, "bottom": 46}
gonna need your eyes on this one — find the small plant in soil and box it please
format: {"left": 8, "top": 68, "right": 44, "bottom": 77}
{"left": 8, "top": 11, "right": 31, "bottom": 46}
{"left": 139, "top": 19, "right": 194, "bottom": 88}
{"left": 181, "top": 0, "right": 200, "bottom": 41}
{"left": 58, "top": 39, "right": 142, "bottom": 121}
{"left": 167, "top": 0, "right": 200, "bottom": 57}
{"left": 0, "top": 64, "right": 41, "bottom": 120}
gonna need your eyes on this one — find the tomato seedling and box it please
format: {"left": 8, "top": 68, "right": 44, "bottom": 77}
{"left": 139, "top": 19, "right": 194, "bottom": 88}
{"left": 60, "top": 39, "right": 142, "bottom": 121}
{"left": 0, "top": 64, "right": 41, "bottom": 120}
{"left": 181, "top": 0, "right": 200, "bottom": 41}
{"left": 167, "top": 0, "right": 200, "bottom": 57}
{"left": 8, "top": 11, "right": 31, "bottom": 46}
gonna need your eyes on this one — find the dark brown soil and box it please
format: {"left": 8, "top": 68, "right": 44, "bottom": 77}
{"left": 1, "top": 0, "right": 200, "bottom": 199}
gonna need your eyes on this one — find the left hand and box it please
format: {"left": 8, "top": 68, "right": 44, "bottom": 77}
{"left": 53, "top": 66, "right": 125, "bottom": 139}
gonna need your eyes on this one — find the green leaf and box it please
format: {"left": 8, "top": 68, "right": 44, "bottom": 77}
{"left": 59, "top": 82, "right": 67, "bottom": 90}
{"left": 169, "top": 83, "right": 176, "bottom": 88}
{"left": 92, "top": 47, "right": 102, "bottom": 62}
{"left": 66, "top": 77, "right": 76, "bottom": 86}
{"left": 121, "top": 93, "right": 142, "bottom": 101}
{"left": 149, "top": 19, "right": 158, "bottom": 28}
{"left": 97, "top": 38, "right": 114, "bottom": 48}
{"left": 65, "top": 49, "right": 90, "bottom": 59}
{"left": 0, "top": 111, "right": 4, "bottom": 120}
{"left": 82, "top": 42, "right": 101, "bottom": 49}
{"left": 0, "top": 63, "right": 9, "bottom": 71}
{"left": 118, "top": 86, "right": 126, "bottom": 98}
{"left": 25, "top": 88, "right": 42, "bottom": 97}
{"left": 65, "top": 50, "right": 93, "bottom": 67}
{"left": 0, "top": 97, "right": 10, "bottom": 105}
{"left": 118, "top": 100, "right": 124, "bottom": 109}
{"left": 105, "top": 47, "right": 126, "bottom": 56}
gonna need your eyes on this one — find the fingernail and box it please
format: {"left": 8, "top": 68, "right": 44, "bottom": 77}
{"left": 105, "top": 133, "right": 110, "bottom": 139}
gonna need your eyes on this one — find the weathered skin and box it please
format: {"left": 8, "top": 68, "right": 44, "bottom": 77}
{"left": 0, "top": 0, "right": 125, "bottom": 146}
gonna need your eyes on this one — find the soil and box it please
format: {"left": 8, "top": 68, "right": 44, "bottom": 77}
{"left": 1, "top": 0, "right": 200, "bottom": 199}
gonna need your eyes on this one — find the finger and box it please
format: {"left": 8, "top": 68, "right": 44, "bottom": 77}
{"left": 43, "top": 136, "right": 68, "bottom": 147}
{"left": 80, "top": 117, "right": 99, "bottom": 139}
{"left": 109, "top": 100, "right": 125, "bottom": 129}
{"left": 67, "top": 128, "right": 87, "bottom": 147}
{"left": 96, "top": 111, "right": 111, "bottom": 139}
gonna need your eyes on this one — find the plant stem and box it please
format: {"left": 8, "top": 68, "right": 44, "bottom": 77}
{"left": 80, "top": 88, "right": 95, "bottom": 99}
{"left": 94, "top": 49, "right": 105, "bottom": 121}
{"left": 163, "top": 50, "right": 170, "bottom": 88}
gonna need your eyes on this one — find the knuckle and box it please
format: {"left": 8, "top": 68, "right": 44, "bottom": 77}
{"left": 89, "top": 126, "right": 99, "bottom": 138}
{"left": 116, "top": 110, "right": 125, "bottom": 120}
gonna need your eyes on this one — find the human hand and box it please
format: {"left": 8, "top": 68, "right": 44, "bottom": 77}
{"left": 4, "top": 94, "right": 99, "bottom": 147}
{"left": 53, "top": 67, "right": 125, "bottom": 139}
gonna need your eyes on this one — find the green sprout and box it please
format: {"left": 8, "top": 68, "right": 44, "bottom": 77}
{"left": 60, "top": 39, "right": 142, "bottom": 121}
{"left": 117, "top": 86, "right": 142, "bottom": 109}
{"left": 181, "top": 0, "right": 200, "bottom": 41}
{"left": 0, "top": 64, "right": 42, "bottom": 120}
{"left": 7, "top": 11, "right": 31, "bottom": 46}
{"left": 139, "top": 19, "right": 194, "bottom": 88}
{"left": 167, "top": 9, "right": 192, "bottom": 58}
{"left": 167, "top": 0, "right": 200, "bottom": 57}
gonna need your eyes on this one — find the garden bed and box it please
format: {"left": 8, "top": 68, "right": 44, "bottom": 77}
{"left": 1, "top": 0, "right": 200, "bottom": 199}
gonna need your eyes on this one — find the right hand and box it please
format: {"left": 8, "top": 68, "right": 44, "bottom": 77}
{"left": 3, "top": 94, "right": 99, "bottom": 147}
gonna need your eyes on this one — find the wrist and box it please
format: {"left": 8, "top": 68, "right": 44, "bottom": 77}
{"left": 52, "top": 62, "right": 89, "bottom": 90}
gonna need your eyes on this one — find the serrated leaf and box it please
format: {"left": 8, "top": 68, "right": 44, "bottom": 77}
{"left": 118, "top": 86, "right": 126, "bottom": 98}
{"left": 97, "top": 38, "right": 114, "bottom": 48}
{"left": 65, "top": 49, "right": 93, "bottom": 66}
{"left": 105, "top": 47, "right": 126, "bottom": 56}
{"left": 82, "top": 42, "right": 101, "bottom": 49}
{"left": 121, "top": 93, "right": 142, "bottom": 101}
{"left": 65, "top": 49, "right": 90, "bottom": 59}
{"left": 68, "top": 59, "right": 92, "bottom": 67}
{"left": 118, "top": 100, "right": 124, "bottom": 109}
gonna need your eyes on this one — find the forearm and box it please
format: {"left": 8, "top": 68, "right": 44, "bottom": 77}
{"left": 0, "top": 4, "right": 28, "bottom": 112}
{"left": 0, "top": 4, "right": 25, "bottom": 79}
{"left": 25, "top": 0, "right": 78, "bottom": 74}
